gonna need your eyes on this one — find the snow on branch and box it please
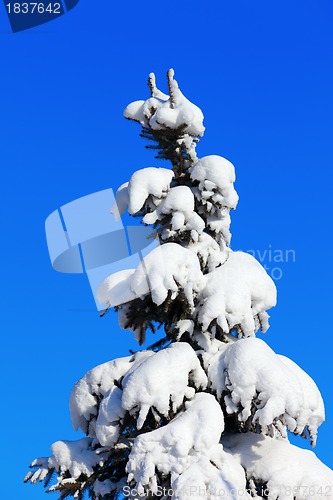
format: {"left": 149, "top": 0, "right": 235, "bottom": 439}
{"left": 122, "top": 342, "right": 207, "bottom": 429}
{"left": 110, "top": 167, "right": 173, "bottom": 220}
{"left": 124, "top": 69, "right": 205, "bottom": 138}
{"left": 189, "top": 232, "right": 230, "bottom": 273}
{"left": 208, "top": 338, "right": 324, "bottom": 444}
{"left": 143, "top": 185, "right": 205, "bottom": 241}
{"left": 190, "top": 155, "right": 239, "bottom": 210}
{"left": 24, "top": 438, "right": 105, "bottom": 494}
{"left": 126, "top": 392, "right": 249, "bottom": 498}
{"left": 140, "top": 241, "right": 199, "bottom": 304}
{"left": 223, "top": 432, "right": 333, "bottom": 499}
{"left": 171, "top": 451, "right": 251, "bottom": 500}
{"left": 94, "top": 386, "right": 125, "bottom": 447}
{"left": 97, "top": 269, "right": 136, "bottom": 309}
{"left": 69, "top": 351, "right": 153, "bottom": 437}
{"left": 98, "top": 243, "right": 203, "bottom": 310}
{"left": 127, "top": 167, "right": 174, "bottom": 215}
{"left": 110, "top": 167, "right": 173, "bottom": 219}
{"left": 110, "top": 181, "right": 129, "bottom": 222}
{"left": 197, "top": 251, "right": 277, "bottom": 337}
{"left": 278, "top": 354, "right": 325, "bottom": 446}
{"left": 189, "top": 155, "right": 239, "bottom": 247}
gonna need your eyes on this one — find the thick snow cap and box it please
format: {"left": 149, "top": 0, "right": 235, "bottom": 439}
{"left": 190, "top": 155, "right": 239, "bottom": 210}
{"left": 223, "top": 432, "right": 333, "bottom": 499}
{"left": 124, "top": 69, "right": 205, "bottom": 137}
{"left": 207, "top": 337, "right": 324, "bottom": 444}
{"left": 97, "top": 242, "right": 203, "bottom": 309}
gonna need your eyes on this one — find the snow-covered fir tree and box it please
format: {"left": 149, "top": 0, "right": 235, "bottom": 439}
{"left": 26, "top": 70, "right": 333, "bottom": 500}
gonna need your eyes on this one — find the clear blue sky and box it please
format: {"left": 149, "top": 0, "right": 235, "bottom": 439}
{"left": 1, "top": 1, "right": 332, "bottom": 498}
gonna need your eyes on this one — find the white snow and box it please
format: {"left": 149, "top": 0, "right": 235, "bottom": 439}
{"left": 96, "top": 269, "right": 136, "bottom": 307}
{"left": 147, "top": 72, "right": 169, "bottom": 101}
{"left": 278, "top": 354, "right": 325, "bottom": 445}
{"left": 205, "top": 341, "right": 234, "bottom": 398}
{"left": 123, "top": 72, "right": 169, "bottom": 130}
{"left": 175, "top": 319, "right": 195, "bottom": 339}
{"left": 121, "top": 342, "right": 207, "bottom": 429}
{"left": 127, "top": 167, "right": 173, "bottom": 214}
{"left": 143, "top": 185, "right": 194, "bottom": 222}
{"left": 208, "top": 338, "right": 324, "bottom": 443}
{"left": 189, "top": 233, "right": 230, "bottom": 272}
{"left": 189, "top": 155, "right": 239, "bottom": 245}
{"left": 26, "top": 438, "right": 103, "bottom": 485}
{"left": 127, "top": 393, "right": 249, "bottom": 499}
{"left": 93, "top": 478, "right": 126, "bottom": 497}
{"left": 223, "top": 432, "right": 333, "bottom": 500}
{"left": 97, "top": 242, "right": 203, "bottom": 309}
{"left": 171, "top": 448, "right": 250, "bottom": 500}
{"left": 110, "top": 182, "right": 129, "bottom": 221}
{"left": 130, "top": 242, "right": 203, "bottom": 307}
{"left": 197, "top": 251, "right": 276, "bottom": 336}
{"left": 143, "top": 185, "right": 205, "bottom": 237}
{"left": 50, "top": 438, "right": 100, "bottom": 479}
{"left": 69, "top": 351, "right": 153, "bottom": 436}
{"left": 123, "top": 100, "right": 151, "bottom": 128}
{"left": 124, "top": 69, "right": 205, "bottom": 138}
{"left": 190, "top": 155, "right": 239, "bottom": 210}
{"left": 25, "top": 458, "right": 50, "bottom": 485}
{"left": 95, "top": 386, "right": 125, "bottom": 447}
{"left": 207, "top": 207, "right": 232, "bottom": 244}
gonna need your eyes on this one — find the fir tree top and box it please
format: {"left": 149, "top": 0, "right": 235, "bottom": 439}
{"left": 98, "top": 70, "right": 276, "bottom": 346}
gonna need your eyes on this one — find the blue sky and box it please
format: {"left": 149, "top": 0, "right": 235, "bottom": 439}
{"left": 1, "top": 1, "right": 332, "bottom": 498}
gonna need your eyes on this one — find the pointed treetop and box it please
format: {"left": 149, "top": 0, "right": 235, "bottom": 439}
{"left": 167, "top": 68, "right": 176, "bottom": 108}
{"left": 148, "top": 72, "right": 157, "bottom": 97}
{"left": 124, "top": 69, "right": 205, "bottom": 138}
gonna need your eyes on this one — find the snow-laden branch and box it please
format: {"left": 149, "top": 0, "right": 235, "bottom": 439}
{"left": 223, "top": 432, "right": 333, "bottom": 499}
{"left": 143, "top": 185, "right": 205, "bottom": 241}
{"left": 98, "top": 243, "right": 203, "bottom": 309}
{"left": 127, "top": 393, "right": 250, "bottom": 499}
{"left": 197, "top": 251, "right": 276, "bottom": 337}
{"left": 69, "top": 351, "right": 153, "bottom": 436}
{"left": 122, "top": 342, "right": 207, "bottom": 429}
{"left": 207, "top": 338, "right": 324, "bottom": 444}
{"left": 124, "top": 69, "right": 205, "bottom": 137}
